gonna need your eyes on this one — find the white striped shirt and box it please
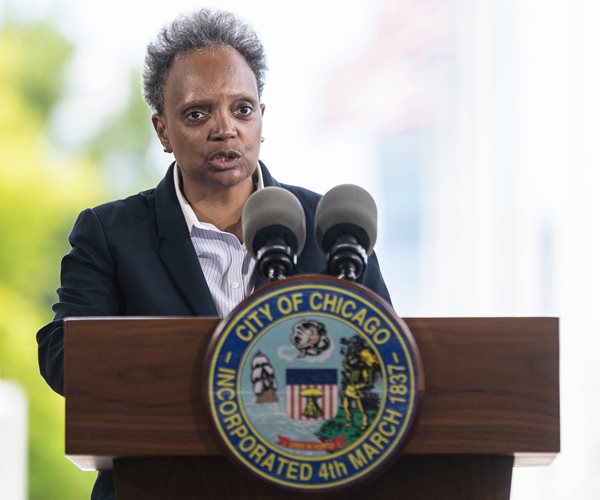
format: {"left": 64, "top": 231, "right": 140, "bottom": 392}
{"left": 173, "top": 164, "right": 264, "bottom": 317}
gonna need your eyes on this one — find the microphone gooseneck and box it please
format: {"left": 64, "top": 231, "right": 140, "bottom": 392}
{"left": 315, "top": 184, "right": 378, "bottom": 281}
{"left": 242, "top": 187, "right": 306, "bottom": 282}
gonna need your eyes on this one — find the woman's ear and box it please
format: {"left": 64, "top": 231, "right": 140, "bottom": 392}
{"left": 152, "top": 113, "right": 171, "bottom": 153}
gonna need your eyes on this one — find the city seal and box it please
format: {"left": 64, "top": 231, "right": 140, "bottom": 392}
{"left": 204, "top": 275, "right": 423, "bottom": 493}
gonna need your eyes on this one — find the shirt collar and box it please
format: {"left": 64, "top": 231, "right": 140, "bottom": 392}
{"left": 173, "top": 163, "right": 264, "bottom": 234}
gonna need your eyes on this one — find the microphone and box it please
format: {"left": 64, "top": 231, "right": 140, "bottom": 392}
{"left": 242, "top": 187, "right": 306, "bottom": 281}
{"left": 315, "top": 184, "right": 377, "bottom": 281}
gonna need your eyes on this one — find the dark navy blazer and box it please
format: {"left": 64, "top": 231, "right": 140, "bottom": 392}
{"left": 36, "top": 162, "right": 390, "bottom": 499}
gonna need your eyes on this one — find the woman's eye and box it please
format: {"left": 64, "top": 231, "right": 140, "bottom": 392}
{"left": 187, "top": 110, "right": 206, "bottom": 120}
{"left": 237, "top": 105, "right": 253, "bottom": 116}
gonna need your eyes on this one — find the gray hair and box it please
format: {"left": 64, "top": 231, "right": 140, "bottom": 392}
{"left": 142, "top": 9, "right": 268, "bottom": 114}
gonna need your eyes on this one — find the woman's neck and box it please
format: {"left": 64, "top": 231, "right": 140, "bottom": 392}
{"left": 182, "top": 176, "right": 254, "bottom": 241}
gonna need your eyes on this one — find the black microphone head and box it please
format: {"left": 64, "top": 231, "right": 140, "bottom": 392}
{"left": 242, "top": 187, "right": 306, "bottom": 259}
{"left": 315, "top": 184, "right": 377, "bottom": 256}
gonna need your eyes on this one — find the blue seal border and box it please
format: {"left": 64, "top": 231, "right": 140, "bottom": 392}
{"left": 205, "top": 275, "right": 423, "bottom": 492}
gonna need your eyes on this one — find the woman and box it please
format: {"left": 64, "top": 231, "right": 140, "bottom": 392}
{"left": 37, "top": 9, "right": 390, "bottom": 499}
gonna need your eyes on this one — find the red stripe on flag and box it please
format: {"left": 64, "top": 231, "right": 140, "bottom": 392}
{"left": 287, "top": 383, "right": 339, "bottom": 420}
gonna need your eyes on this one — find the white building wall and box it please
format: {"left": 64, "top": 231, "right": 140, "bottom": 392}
{"left": 0, "top": 379, "right": 27, "bottom": 500}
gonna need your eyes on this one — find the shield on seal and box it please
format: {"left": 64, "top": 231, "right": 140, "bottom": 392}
{"left": 286, "top": 368, "right": 338, "bottom": 420}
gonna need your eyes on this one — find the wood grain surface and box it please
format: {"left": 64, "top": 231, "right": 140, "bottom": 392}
{"left": 113, "top": 454, "right": 514, "bottom": 500}
{"left": 64, "top": 316, "right": 559, "bottom": 470}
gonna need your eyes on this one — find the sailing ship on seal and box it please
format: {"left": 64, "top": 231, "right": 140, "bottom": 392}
{"left": 251, "top": 352, "right": 279, "bottom": 403}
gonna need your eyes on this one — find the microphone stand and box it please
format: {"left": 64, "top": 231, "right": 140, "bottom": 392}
{"left": 326, "top": 234, "right": 368, "bottom": 282}
{"left": 256, "top": 236, "right": 296, "bottom": 282}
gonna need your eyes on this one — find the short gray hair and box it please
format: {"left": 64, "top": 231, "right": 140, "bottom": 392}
{"left": 142, "top": 9, "right": 268, "bottom": 114}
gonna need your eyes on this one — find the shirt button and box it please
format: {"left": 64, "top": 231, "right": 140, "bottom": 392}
{"left": 231, "top": 282, "right": 240, "bottom": 289}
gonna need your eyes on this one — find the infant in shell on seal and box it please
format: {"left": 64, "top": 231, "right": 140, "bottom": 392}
{"left": 291, "top": 320, "right": 331, "bottom": 358}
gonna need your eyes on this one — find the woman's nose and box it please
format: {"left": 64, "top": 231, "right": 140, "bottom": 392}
{"left": 209, "top": 112, "right": 236, "bottom": 141}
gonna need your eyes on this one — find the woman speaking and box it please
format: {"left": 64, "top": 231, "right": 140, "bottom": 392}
{"left": 36, "top": 9, "right": 390, "bottom": 499}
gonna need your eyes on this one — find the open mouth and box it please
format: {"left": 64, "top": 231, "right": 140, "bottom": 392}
{"left": 208, "top": 149, "right": 242, "bottom": 169}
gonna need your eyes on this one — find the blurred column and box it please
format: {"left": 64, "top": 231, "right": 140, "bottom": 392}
{"left": 0, "top": 378, "right": 27, "bottom": 500}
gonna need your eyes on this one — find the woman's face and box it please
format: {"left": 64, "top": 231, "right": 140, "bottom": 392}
{"left": 153, "top": 46, "right": 264, "bottom": 194}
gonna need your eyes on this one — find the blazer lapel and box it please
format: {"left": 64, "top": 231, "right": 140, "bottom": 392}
{"left": 153, "top": 164, "right": 219, "bottom": 317}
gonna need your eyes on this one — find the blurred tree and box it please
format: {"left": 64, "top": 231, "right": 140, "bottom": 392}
{"left": 1, "top": 21, "right": 72, "bottom": 122}
{"left": 84, "top": 70, "right": 160, "bottom": 195}
{"left": 0, "top": 19, "right": 105, "bottom": 499}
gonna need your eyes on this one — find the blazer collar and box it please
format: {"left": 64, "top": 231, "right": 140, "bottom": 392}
{"left": 259, "top": 160, "right": 280, "bottom": 188}
{"left": 154, "top": 163, "right": 218, "bottom": 317}
{"left": 153, "top": 161, "right": 279, "bottom": 314}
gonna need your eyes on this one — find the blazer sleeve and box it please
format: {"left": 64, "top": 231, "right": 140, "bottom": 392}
{"left": 37, "top": 208, "right": 121, "bottom": 395}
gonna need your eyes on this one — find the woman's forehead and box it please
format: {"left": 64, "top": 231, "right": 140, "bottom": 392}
{"left": 163, "top": 47, "right": 259, "bottom": 106}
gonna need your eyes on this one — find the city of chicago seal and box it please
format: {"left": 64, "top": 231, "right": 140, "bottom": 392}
{"left": 204, "top": 275, "right": 423, "bottom": 493}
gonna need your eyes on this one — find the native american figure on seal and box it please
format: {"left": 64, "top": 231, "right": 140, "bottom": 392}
{"left": 290, "top": 320, "right": 331, "bottom": 358}
{"left": 340, "top": 337, "right": 381, "bottom": 431}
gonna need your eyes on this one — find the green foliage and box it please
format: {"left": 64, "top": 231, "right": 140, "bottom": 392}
{"left": 316, "top": 407, "right": 376, "bottom": 445}
{"left": 0, "top": 287, "right": 95, "bottom": 499}
{"left": 0, "top": 24, "right": 104, "bottom": 304}
{"left": 0, "top": 22, "right": 73, "bottom": 123}
{"left": 86, "top": 70, "right": 155, "bottom": 162}
{"left": 85, "top": 70, "right": 160, "bottom": 195}
{"left": 0, "top": 10, "right": 160, "bottom": 497}
{"left": 0, "top": 19, "right": 105, "bottom": 499}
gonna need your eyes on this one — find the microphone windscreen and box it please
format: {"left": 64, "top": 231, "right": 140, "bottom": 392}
{"left": 242, "top": 187, "right": 306, "bottom": 259}
{"left": 315, "top": 184, "right": 377, "bottom": 255}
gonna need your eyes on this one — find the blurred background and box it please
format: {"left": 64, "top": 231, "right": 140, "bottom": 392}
{"left": 0, "top": 0, "right": 598, "bottom": 498}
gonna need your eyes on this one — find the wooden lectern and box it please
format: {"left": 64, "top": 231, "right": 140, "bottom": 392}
{"left": 64, "top": 317, "right": 559, "bottom": 499}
